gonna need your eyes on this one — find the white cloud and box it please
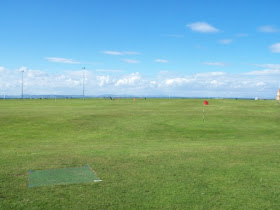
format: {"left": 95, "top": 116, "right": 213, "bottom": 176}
{"left": 115, "top": 72, "right": 141, "bottom": 86}
{"left": 155, "top": 59, "right": 168, "bottom": 63}
{"left": 1, "top": 67, "right": 279, "bottom": 98}
{"left": 210, "top": 80, "right": 218, "bottom": 85}
{"left": 245, "top": 69, "right": 280, "bottom": 75}
{"left": 186, "top": 22, "right": 219, "bottom": 33}
{"left": 269, "top": 43, "right": 280, "bottom": 53}
{"left": 219, "top": 39, "right": 233, "bottom": 44}
{"left": 19, "top": 66, "right": 27, "bottom": 72}
{"left": 242, "top": 63, "right": 280, "bottom": 75}
{"left": 259, "top": 25, "right": 279, "bottom": 33}
{"left": 26, "top": 70, "right": 48, "bottom": 78}
{"left": 123, "top": 59, "right": 140, "bottom": 64}
{"left": 208, "top": 80, "right": 225, "bottom": 87}
{"left": 254, "top": 64, "right": 280, "bottom": 69}
{"left": 103, "top": 51, "right": 123, "bottom": 55}
{"left": 45, "top": 57, "right": 80, "bottom": 64}
{"left": 159, "top": 70, "right": 278, "bottom": 97}
{"left": 96, "top": 69, "right": 123, "bottom": 73}
{"left": 103, "top": 51, "right": 140, "bottom": 55}
{"left": 0, "top": 66, "right": 4, "bottom": 72}
{"left": 195, "top": 72, "right": 226, "bottom": 77}
{"left": 256, "top": 82, "right": 265, "bottom": 87}
{"left": 203, "top": 62, "right": 226, "bottom": 67}
{"left": 165, "top": 78, "right": 192, "bottom": 86}
{"left": 96, "top": 75, "right": 110, "bottom": 87}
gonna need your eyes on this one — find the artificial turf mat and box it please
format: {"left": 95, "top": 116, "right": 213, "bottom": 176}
{"left": 28, "top": 165, "right": 102, "bottom": 188}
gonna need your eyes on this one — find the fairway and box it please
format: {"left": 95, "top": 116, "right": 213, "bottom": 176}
{"left": 0, "top": 99, "right": 279, "bottom": 209}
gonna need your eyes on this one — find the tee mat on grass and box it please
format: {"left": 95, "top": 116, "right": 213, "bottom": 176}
{"left": 28, "top": 165, "right": 102, "bottom": 188}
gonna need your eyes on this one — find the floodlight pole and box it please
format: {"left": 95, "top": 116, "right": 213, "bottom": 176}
{"left": 82, "top": 67, "right": 85, "bottom": 100}
{"left": 21, "top": 70, "right": 24, "bottom": 99}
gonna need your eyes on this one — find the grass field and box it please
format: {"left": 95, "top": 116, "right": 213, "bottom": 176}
{"left": 0, "top": 98, "right": 279, "bottom": 209}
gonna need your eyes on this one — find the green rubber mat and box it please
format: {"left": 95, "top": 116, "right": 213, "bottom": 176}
{"left": 28, "top": 165, "right": 102, "bottom": 188}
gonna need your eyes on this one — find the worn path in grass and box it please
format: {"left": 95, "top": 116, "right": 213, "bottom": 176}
{"left": 0, "top": 99, "right": 279, "bottom": 209}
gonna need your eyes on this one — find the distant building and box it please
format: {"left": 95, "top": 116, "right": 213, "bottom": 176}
{"left": 276, "top": 89, "right": 280, "bottom": 100}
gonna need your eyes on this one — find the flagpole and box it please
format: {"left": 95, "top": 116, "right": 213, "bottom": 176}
{"left": 21, "top": 70, "right": 24, "bottom": 100}
{"left": 82, "top": 67, "right": 85, "bottom": 100}
{"left": 203, "top": 108, "right": 205, "bottom": 122}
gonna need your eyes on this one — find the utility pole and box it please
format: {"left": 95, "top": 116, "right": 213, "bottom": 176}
{"left": 82, "top": 67, "right": 85, "bottom": 100}
{"left": 21, "top": 70, "right": 24, "bottom": 99}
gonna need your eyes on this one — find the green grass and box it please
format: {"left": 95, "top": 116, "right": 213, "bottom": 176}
{"left": 0, "top": 98, "right": 279, "bottom": 209}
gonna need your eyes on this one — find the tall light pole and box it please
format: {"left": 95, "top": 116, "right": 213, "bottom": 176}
{"left": 21, "top": 70, "right": 24, "bottom": 99}
{"left": 82, "top": 67, "right": 85, "bottom": 100}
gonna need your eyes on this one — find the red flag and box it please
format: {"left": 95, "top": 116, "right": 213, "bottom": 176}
{"left": 204, "top": 100, "right": 209, "bottom": 105}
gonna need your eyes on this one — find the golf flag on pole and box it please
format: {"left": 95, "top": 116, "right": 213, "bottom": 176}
{"left": 204, "top": 100, "right": 209, "bottom": 105}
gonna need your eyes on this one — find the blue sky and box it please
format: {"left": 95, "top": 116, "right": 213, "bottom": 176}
{"left": 0, "top": 0, "right": 280, "bottom": 98}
